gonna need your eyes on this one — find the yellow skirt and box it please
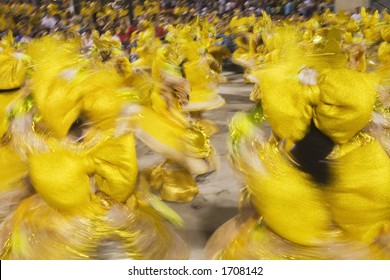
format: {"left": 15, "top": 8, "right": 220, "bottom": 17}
{"left": 207, "top": 134, "right": 390, "bottom": 259}
{"left": 0, "top": 193, "right": 189, "bottom": 260}
{"left": 205, "top": 214, "right": 389, "bottom": 260}
{"left": 0, "top": 143, "right": 31, "bottom": 223}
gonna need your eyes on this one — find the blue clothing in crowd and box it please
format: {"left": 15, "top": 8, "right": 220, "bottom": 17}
{"left": 284, "top": 1, "right": 295, "bottom": 15}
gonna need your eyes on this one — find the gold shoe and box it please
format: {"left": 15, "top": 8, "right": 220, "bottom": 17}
{"left": 144, "top": 161, "right": 199, "bottom": 202}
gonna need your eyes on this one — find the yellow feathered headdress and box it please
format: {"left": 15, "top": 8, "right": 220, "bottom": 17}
{"left": 381, "top": 26, "right": 390, "bottom": 42}
{"left": 92, "top": 30, "right": 121, "bottom": 52}
{"left": 1, "top": 30, "right": 15, "bottom": 52}
{"left": 378, "top": 26, "right": 390, "bottom": 64}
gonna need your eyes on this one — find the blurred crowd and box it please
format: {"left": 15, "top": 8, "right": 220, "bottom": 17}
{"left": 0, "top": 0, "right": 381, "bottom": 58}
{"left": 0, "top": 1, "right": 336, "bottom": 42}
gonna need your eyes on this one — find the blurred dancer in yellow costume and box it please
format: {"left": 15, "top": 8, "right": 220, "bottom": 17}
{"left": 359, "top": 7, "right": 383, "bottom": 47}
{"left": 0, "top": 32, "right": 32, "bottom": 227}
{"left": 230, "top": 10, "right": 264, "bottom": 70}
{"left": 231, "top": 12, "right": 272, "bottom": 82}
{"left": 119, "top": 43, "right": 218, "bottom": 202}
{"left": 180, "top": 19, "right": 225, "bottom": 114}
{"left": 131, "top": 21, "right": 225, "bottom": 203}
{"left": 165, "top": 20, "right": 225, "bottom": 139}
{"left": 85, "top": 22, "right": 216, "bottom": 203}
{"left": 136, "top": 19, "right": 227, "bottom": 201}
{"left": 231, "top": 30, "right": 261, "bottom": 70}
{"left": 0, "top": 36, "right": 189, "bottom": 260}
{"left": 206, "top": 25, "right": 390, "bottom": 259}
{"left": 0, "top": 32, "right": 28, "bottom": 137}
{"left": 77, "top": 22, "right": 214, "bottom": 204}
{"left": 131, "top": 21, "right": 162, "bottom": 70}
{"left": 181, "top": 40, "right": 224, "bottom": 112}
{"left": 198, "top": 18, "right": 231, "bottom": 82}
{"left": 88, "top": 30, "right": 134, "bottom": 78}
{"left": 104, "top": 20, "right": 221, "bottom": 203}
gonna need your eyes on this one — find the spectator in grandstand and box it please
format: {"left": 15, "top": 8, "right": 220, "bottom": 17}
{"left": 284, "top": 0, "right": 295, "bottom": 16}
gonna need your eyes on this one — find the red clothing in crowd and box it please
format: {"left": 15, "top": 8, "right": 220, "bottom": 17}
{"left": 155, "top": 26, "right": 167, "bottom": 39}
{"left": 117, "top": 25, "right": 138, "bottom": 44}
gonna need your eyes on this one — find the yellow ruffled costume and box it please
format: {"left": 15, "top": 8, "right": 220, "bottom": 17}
{"left": 206, "top": 25, "right": 390, "bottom": 259}
{"left": 0, "top": 143, "right": 30, "bottom": 224}
{"left": 2, "top": 123, "right": 187, "bottom": 259}
{"left": 0, "top": 32, "right": 28, "bottom": 136}
{"left": 0, "top": 33, "right": 32, "bottom": 226}
{"left": 0, "top": 37, "right": 189, "bottom": 260}
{"left": 181, "top": 41, "right": 224, "bottom": 111}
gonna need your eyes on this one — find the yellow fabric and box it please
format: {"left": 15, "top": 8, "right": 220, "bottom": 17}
{"left": 194, "top": 118, "right": 219, "bottom": 136}
{"left": 258, "top": 64, "right": 312, "bottom": 142}
{"left": 131, "top": 32, "right": 162, "bottom": 68}
{"left": 208, "top": 215, "right": 389, "bottom": 260}
{"left": 28, "top": 134, "right": 138, "bottom": 212}
{"left": 180, "top": 40, "right": 202, "bottom": 62}
{"left": 149, "top": 47, "right": 190, "bottom": 126}
{"left": 0, "top": 53, "right": 26, "bottom": 90}
{"left": 122, "top": 71, "right": 154, "bottom": 105}
{"left": 183, "top": 60, "right": 224, "bottom": 111}
{"left": 28, "top": 146, "right": 91, "bottom": 212}
{"left": 79, "top": 70, "right": 126, "bottom": 135}
{"left": 129, "top": 106, "right": 195, "bottom": 153}
{"left": 347, "top": 19, "right": 359, "bottom": 33}
{"left": 257, "top": 67, "right": 377, "bottom": 145}
{"left": 146, "top": 162, "right": 198, "bottom": 202}
{"left": 328, "top": 136, "right": 390, "bottom": 244}
{"left": 0, "top": 90, "right": 19, "bottom": 136}
{"left": 1, "top": 193, "right": 189, "bottom": 260}
{"left": 152, "top": 47, "right": 182, "bottom": 80}
{"left": 0, "top": 144, "right": 28, "bottom": 193}
{"left": 208, "top": 46, "right": 230, "bottom": 66}
{"left": 92, "top": 134, "right": 138, "bottom": 203}
{"left": 28, "top": 37, "right": 84, "bottom": 138}
{"left": 315, "top": 69, "right": 377, "bottom": 144}
{"left": 28, "top": 37, "right": 128, "bottom": 139}
{"left": 246, "top": 141, "right": 333, "bottom": 246}
{"left": 378, "top": 42, "right": 390, "bottom": 64}
{"left": 159, "top": 171, "right": 198, "bottom": 202}
{"left": 381, "top": 26, "right": 390, "bottom": 42}
{"left": 33, "top": 70, "right": 84, "bottom": 138}
{"left": 127, "top": 105, "right": 214, "bottom": 174}
{"left": 92, "top": 31, "right": 121, "bottom": 52}
{"left": 108, "top": 56, "right": 133, "bottom": 78}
